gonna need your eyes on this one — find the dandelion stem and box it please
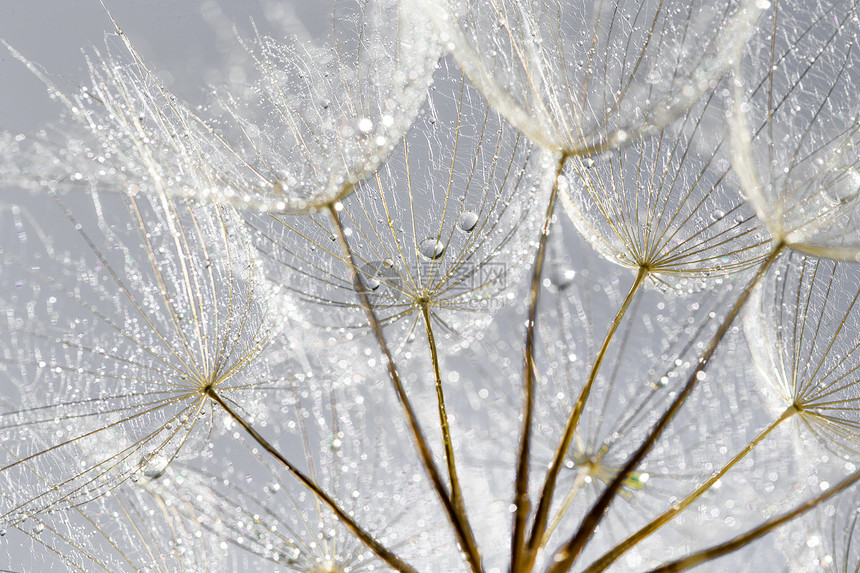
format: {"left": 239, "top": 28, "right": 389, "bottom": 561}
{"left": 546, "top": 242, "right": 787, "bottom": 573}
{"left": 583, "top": 404, "right": 798, "bottom": 572}
{"left": 648, "top": 466, "right": 860, "bottom": 573}
{"left": 541, "top": 471, "right": 589, "bottom": 550}
{"left": 326, "top": 203, "right": 484, "bottom": 573}
{"left": 512, "top": 153, "right": 566, "bottom": 572}
{"left": 420, "top": 303, "right": 477, "bottom": 549}
{"left": 525, "top": 265, "right": 648, "bottom": 564}
{"left": 204, "top": 388, "right": 416, "bottom": 573}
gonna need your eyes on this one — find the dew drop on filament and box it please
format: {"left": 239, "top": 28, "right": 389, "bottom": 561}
{"left": 419, "top": 238, "right": 446, "bottom": 260}
{"left": 457, "top": 210, "right": 479, "bottom": 233}
{"left": 821, "top": 168, "right": 860, "bottom": 208}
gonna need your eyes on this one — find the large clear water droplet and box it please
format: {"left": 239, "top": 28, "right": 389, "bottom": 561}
{"left": 419, "top": 238, "right": 446, "bottom": 260}
{"left": 457, "top": 210, "right": 479, "bottom": 233}
{"left": 821, "top": 168, "right": 860, "bottom": 208}
{"left": 818, "top": 141, "right": 860, "bottom": 208}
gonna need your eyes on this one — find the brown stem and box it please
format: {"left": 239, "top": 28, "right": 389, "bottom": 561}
{"left": 511, "top": 153, "right": 566, "bottom": 571}
{"left": 326, "top": 204, "right": 483, "bottom": 573}
{"left": 546, "top": 242, "right": 786, "bottom": 573}
{"left": 524, "top": 266, "right": 648, "bottom": 566}
{"left": 205, "top": 388, "right": 415, "bottom": 573}
{"left": 649, "top": 467, "right": 860, "bottom": 573}
{"left": 421, "top": 304, "right": 474, "bottom": 537}
{"left": 583, "top": 405, "right": 797, "bottom": 572}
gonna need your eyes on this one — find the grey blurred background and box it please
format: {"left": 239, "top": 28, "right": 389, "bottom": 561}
{"left": 0, "top": 0, "right": 331, "bottom": 133}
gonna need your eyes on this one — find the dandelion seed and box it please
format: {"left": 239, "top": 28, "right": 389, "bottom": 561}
{"left": 728, "top": 0, "right": 860, "bottom": 259}
{"left": 0, "top": 190, "right": 281, "bottom": 528}
{"left": 560, "top": 92, "right": 771, "bottom": 290}
{"left": 746, "top": 253, "right": 860, "bottom": 457}
{"left": 415, "top": 0, "right": 763, "bottom": 154}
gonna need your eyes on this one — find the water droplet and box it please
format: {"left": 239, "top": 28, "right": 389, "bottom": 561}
{"left": 550, "top": 267, "right": 576, "bottom": 290}
{"left": 710, "top": 210, "right": 726, "bottom": 222}
{"left": 821, "top": 171, "right": 860, "bottom": 208}
{"left": 817, "top": 141, "right": 860, "bottom": 208}
{"left": 355, "top": 260, "right": 399, "bottom": 293}
{"left": 364, "top": 276, "right": 381, "bottom": 291}
{"left": 457, "top": 210, "right": 479, "bottom": 232}
{"left": 419, "top": 238, "right": 446, "bottom": 260}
